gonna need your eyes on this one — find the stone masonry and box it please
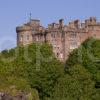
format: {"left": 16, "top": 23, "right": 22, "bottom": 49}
{"left": 16, "top": 17, "right": 100, "bottom": 61}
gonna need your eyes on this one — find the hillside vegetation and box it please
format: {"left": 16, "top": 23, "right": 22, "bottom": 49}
{"left": 0, "top": 38, "right": 100, "bottom": 100}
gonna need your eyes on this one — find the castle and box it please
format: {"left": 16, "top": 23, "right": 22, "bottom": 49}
{"left": 16, "top": 17, "right": 100, "bottom": 61}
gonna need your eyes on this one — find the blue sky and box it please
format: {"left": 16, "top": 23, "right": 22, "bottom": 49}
{"left": 0, "top": 0, "right": 100, "bottom": 50}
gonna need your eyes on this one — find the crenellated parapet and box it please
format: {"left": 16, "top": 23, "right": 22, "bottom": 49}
{"left": 16, "top": 25, "right": 32, "bottom": 33}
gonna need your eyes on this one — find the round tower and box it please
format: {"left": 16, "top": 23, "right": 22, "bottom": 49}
{"left": 16, "top": 25, "right": 33, "bottom": 46}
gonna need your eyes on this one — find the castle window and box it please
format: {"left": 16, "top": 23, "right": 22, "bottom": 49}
{"left": 26, "top": 35, "right": 30, "bottom": 41}
{"left": 36, "top": 36, "right": 39, "bottom": 41}
{"left": 70, "top": 33, "right": 76, "bottom": 39}
{"left": 20, "top": 35, "right": 23, "bottom": 42}
{"left": 32, "top": 30, "right": 35, "bottom": 34}
{"left": 57, "top": 53, "right": 59, "bottom": 57}
{"left": 51, "top": 33, "right": 56, "bottom": 38}
{"left": 70, "top": 41, "right": 77, "bottom": 49}
{"left": 60, "top": 53, "right": 63, "bottom": 59}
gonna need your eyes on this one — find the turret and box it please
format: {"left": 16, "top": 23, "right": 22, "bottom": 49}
{"left": 90, "top": 17, "right": 96, "bottom": 24}
{"left": 16, "top": 25, "right": 33, "bottom": 46}
{"left": 69, "top": 20, "right": 80, "bottom": 29}
{"left": 85, "top": 17, "right": 97, "bottom": 26}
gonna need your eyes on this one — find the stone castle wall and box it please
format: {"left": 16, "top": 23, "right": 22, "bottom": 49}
{"left": 16, "top": 17, "right": 100, "bottom": 61}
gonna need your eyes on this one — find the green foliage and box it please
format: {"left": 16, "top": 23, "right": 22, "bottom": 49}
{"left": 0, "top": 38, "right": 100, "bottom": 100}
{"left": 65, "top": 38, "right": 100, "bottom": 80}
{"left": 0, "top": 43, "right": 63, "bottom": 100}
{"left": 64, "top": 38, "right": 100, "bottom": 100}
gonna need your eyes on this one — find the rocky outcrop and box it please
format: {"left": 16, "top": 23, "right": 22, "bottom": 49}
{"left": 0, "top": 92, "right": 28, "bottom": 100}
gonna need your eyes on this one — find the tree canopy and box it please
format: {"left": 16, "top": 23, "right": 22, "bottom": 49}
{"left": 0, "top": 38, "right": 100, "bottom": 100}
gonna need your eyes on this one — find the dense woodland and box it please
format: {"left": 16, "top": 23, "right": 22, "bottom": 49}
{"left": 0, "top": 38, "right": 100, "bottom": 100}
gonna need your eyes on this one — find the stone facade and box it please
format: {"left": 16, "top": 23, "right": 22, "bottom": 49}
{"left": 16, "top": 17, "right": 100, "bottom": 61}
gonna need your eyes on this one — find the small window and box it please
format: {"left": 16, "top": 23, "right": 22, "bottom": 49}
{"left": 26, "top": 35, "right": 29, "bottom": 40}
{"left": 36, "top": 36, "right": 39, "bottom": 41}
{"left": 57, "top": 53, "right": 59, "bottom": 57}
{"left": 70, "top": 41, "right": 77, "bottom": 49}
{"left": 51, "top": 33, "right": 56, "bottom": 38}
{"left": 70, "top": 33, "right": 76, "bottom": 39}
{"left": 60, "top": 53, "right": 63, "bottom": 59}
{"left": 20, "top": 35, "right": 23, "bottom": 42}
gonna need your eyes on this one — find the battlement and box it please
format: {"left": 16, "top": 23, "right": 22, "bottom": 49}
{"left": 85, "top": 17, "right": 97, "bottom": 26}
{"left": 16, "top": 25, "right": 32, "bottom": 33}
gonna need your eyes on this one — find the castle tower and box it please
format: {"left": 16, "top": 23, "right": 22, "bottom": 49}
{"left": 16, "top": 25, "right": 33, "bottom": 46}
{"left": 16, "top": 19, "right": 46, "bottom": 46}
